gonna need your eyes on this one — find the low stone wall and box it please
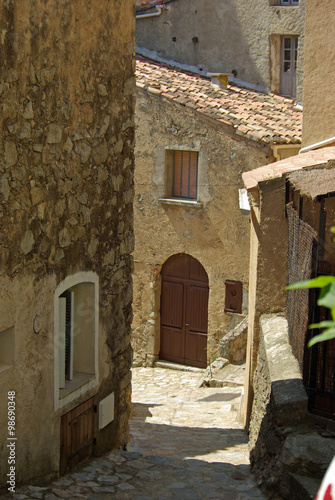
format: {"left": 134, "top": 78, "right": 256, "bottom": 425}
{"left": 249, "top": 314, "right": 309, "bottom": 498}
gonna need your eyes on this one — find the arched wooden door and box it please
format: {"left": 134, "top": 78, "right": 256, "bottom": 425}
{"left": 160, "top": 254, "right": 209, "bottom": 368}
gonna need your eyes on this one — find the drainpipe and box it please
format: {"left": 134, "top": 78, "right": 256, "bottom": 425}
{"left": 299, "top": 136, "right": 335, "bottom": 154}
{"left": 136, "top": 5, "right": 163, "bottom": 19}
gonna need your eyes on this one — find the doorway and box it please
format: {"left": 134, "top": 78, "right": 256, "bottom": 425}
{"left": 160, "top": 254, "right": 209, "bottom": 368}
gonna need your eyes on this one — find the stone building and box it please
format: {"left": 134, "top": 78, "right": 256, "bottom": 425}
{"left": 242, "top": 0, "right": 335, "bottom": 497}
{"left": 136, "top": 0, "right": 305, "bottom": 102}
{"left": 132, "top": 56, "right": 301, "bottom": 368}
{"left": 0, "top": 0, "right": 135, "bottom": 488}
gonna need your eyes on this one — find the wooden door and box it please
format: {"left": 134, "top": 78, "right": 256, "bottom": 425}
{"left": 160, "top": 254, "right": 209, "bottom": 368}
{"left": 60, "top": 397, "right": 96, "bottom": 475}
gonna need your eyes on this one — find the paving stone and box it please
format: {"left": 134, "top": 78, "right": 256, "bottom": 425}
{"left": 92, "top": 485, "right": 116, "bottom": 493}
{"left": 71, "top": 472, "right": 96, "bottom": 482}
{"left": 117, "top": 482, "right": 136, "bottom": 491}
{"left": 5, "top": 367, "right": 265, "bottom": 500}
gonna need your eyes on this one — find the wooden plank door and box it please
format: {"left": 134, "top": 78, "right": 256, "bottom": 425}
{"left": 160, "top": 280, "right": 185, "bottom": 365}
{"left": 60, "top": 397, "right": 96, "bottom": 475}
{"left": 160, "top": 254, "right": 209, "bottom": 368}
{"left": 184, "top": 284, "right": 209, "bottom": 367}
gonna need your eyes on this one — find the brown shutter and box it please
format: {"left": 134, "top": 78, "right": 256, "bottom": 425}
{"left": 189, "top": 151, "right": 198, "bottom": 199}
{"left": 172, "top": 151, "right": 198, "bottom": 199}
{"left": 181, "top": 151, "right": 189, "bottom": 198}
{"left": 173, "top": 151, "right": 182, "bottom": 196}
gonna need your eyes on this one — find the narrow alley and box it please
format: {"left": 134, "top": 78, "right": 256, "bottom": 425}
{"left": 11, "top": 366, "right": 265, "bottom": 499}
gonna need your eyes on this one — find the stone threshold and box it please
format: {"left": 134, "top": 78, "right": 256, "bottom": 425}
{"left": 154, "top": 360, "right": 205, "bottom": 373}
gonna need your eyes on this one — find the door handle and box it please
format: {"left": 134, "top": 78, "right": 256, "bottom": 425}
{"left": 185, "top": 323, "right": 190, "bottom": 326}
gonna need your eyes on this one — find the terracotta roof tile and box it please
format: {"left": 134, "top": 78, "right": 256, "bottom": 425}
{"left": 136, "top": 56, "right": 302, "bottom": 145}
{"left": 243, "top": 147, "right": 335, "bottom": 190}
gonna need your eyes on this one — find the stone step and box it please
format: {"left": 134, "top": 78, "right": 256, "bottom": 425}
{"left": 287, "top": 472, "right": 320, "bottom": 500}
{"left": 154, "top": 360, "right": 205, "bottom": 373}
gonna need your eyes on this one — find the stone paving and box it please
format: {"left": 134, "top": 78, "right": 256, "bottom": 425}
{"left": 11, "top": 366, "right": 266, "bottom": 499}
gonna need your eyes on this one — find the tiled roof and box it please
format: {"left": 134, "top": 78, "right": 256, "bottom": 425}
{"left": 242, "top": 147, "right": 335, "bottom": 190}
{"left": 136, "top": 56, "right": 302, "bottom": 145}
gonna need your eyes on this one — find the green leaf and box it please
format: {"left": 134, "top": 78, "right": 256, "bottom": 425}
{"left": 308, "top": 328, "right": 335, "bottom": 347}
{"left": 317, "top": 282, "right": 335, "bottom": 309}
{"left": 309, "top": 320, "right": 335, "bottom": 330}
{"left": 286, "top": 276, "right": 335, "bottom": 290}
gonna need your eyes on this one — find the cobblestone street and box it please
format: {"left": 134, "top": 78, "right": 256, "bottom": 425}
{"left": 11, "top": 366, "right": 265, "bottom": 499}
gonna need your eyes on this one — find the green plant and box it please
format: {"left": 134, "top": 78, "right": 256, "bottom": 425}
{"left": 286, "top": 275, "right": 335, "bottom": 347}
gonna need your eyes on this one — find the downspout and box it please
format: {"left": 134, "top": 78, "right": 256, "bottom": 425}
{"left": 299, "top": 136, "right": 335, "bottom": 154}
{"left": 136, "top": 5, "right": 163, "bottom": 19}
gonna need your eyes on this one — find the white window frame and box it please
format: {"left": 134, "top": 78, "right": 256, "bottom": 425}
{"left": 54, "top": 272, "right": 99, "bottom": 410}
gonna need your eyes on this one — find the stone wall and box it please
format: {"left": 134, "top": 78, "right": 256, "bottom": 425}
{"left": 0, "top": 0, "right": 135, "bottom": 487}
{"left": 136, "top": 0, "right": 305, "bottom": 102}
{"left": 249, "top": 314, "right": 335, "bottom": 499}
{"left": 132, "top": 87, "right": 270, "bottom": 366}
{"left": 249, "top": 315, "right": 308, "bottom": 498}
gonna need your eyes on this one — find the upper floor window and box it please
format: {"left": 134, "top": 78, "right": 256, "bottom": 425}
{"left": 279, "top": 0, "right": 299, "bottom": 5}
{"left": 165, "top": 150, "right": 198, "bottom": 200}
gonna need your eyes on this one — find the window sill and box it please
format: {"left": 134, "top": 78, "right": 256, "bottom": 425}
{"left": 0, "top": 363, "right": 13, "bottom": 373}
{"left": 158, "top": 198, "right": 203, "bottom": 208}
{"left": 59, "top": 372, "right": 95, "bottom": 399}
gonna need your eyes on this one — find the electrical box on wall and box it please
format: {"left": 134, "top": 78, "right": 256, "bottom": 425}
{"left": 224, "top": 280, "right": 243, "bottom": 314}
{"left": 99, "top": 393, "right": 115, "bottom": 430}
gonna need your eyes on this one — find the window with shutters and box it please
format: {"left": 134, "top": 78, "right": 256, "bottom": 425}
{"left": 279, "top": 0, "right": 298, "bottom": 5}
{"left": 54, "top": 272, "right": 99, "bottom": 408}
{"left": 269, "top": 0, "right": 298, "bottom": 5}
{"left": 165, "top": 150, "right": 198, "bottom": 200}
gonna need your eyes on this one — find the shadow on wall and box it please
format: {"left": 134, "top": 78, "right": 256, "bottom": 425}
{"left": 135, "top": 0, "right": 265, "bottom": 89}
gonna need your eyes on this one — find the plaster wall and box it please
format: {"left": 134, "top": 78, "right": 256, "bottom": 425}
{"left": 302, "top": 0, "right": 335, "bottom": 147}
{"left": 242, "top": 177, "right": 289, "bottom": 425}
{"left": 0, "top": 0, "right": 135, "bottom": 487}
{"left": 136, "top": 0, "right": 305, "bottom": 102}
{"left": 133, "top": 89, "right": 271, "bottom": 365}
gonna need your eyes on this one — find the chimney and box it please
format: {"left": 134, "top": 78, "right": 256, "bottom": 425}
{"left": 208, "top": 73, "right": 233, "bottom": 89}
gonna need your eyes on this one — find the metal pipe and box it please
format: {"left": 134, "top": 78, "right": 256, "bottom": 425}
{"left": 136, "top": 5, "right": 162, "bottom": 19}
{"left": 299, "top": 136, "right": 335, "bottom": 155}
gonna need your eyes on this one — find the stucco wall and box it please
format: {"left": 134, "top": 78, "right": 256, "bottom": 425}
{"left": 242, "top": 176, "right": 289, "bottom": 425}
{"left": 0, "top": 0, "right": 135, "bottom": 487}
{"left": 136, "top": 0, "right": 305, "bottom": 102}
{"left": 132, "top": 88, "right": 271, "bottom": 366}
{"left": 302, "top": 0, "right": 335, "bottom": 147}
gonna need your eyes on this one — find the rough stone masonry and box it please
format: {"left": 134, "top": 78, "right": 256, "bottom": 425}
{"left": 0, "top": 0, "right": 136, "bottom": 487}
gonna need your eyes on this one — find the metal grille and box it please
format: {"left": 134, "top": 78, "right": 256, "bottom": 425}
{"left": 286, "top": 203, "right": 316, "bottom": 371}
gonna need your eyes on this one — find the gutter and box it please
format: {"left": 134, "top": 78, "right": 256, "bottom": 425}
{"left": 299, "top": 136, "right": 335, "bottom": 155}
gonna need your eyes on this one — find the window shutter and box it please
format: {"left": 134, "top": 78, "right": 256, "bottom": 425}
{"left": 172, "top": 150, "right": 198, "bottom": 199}
{"left": 189, "top": 151, "right": 198, "bottom": 199}
{"left": 173, "top": 151, "right": 182, "bottom": 197}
